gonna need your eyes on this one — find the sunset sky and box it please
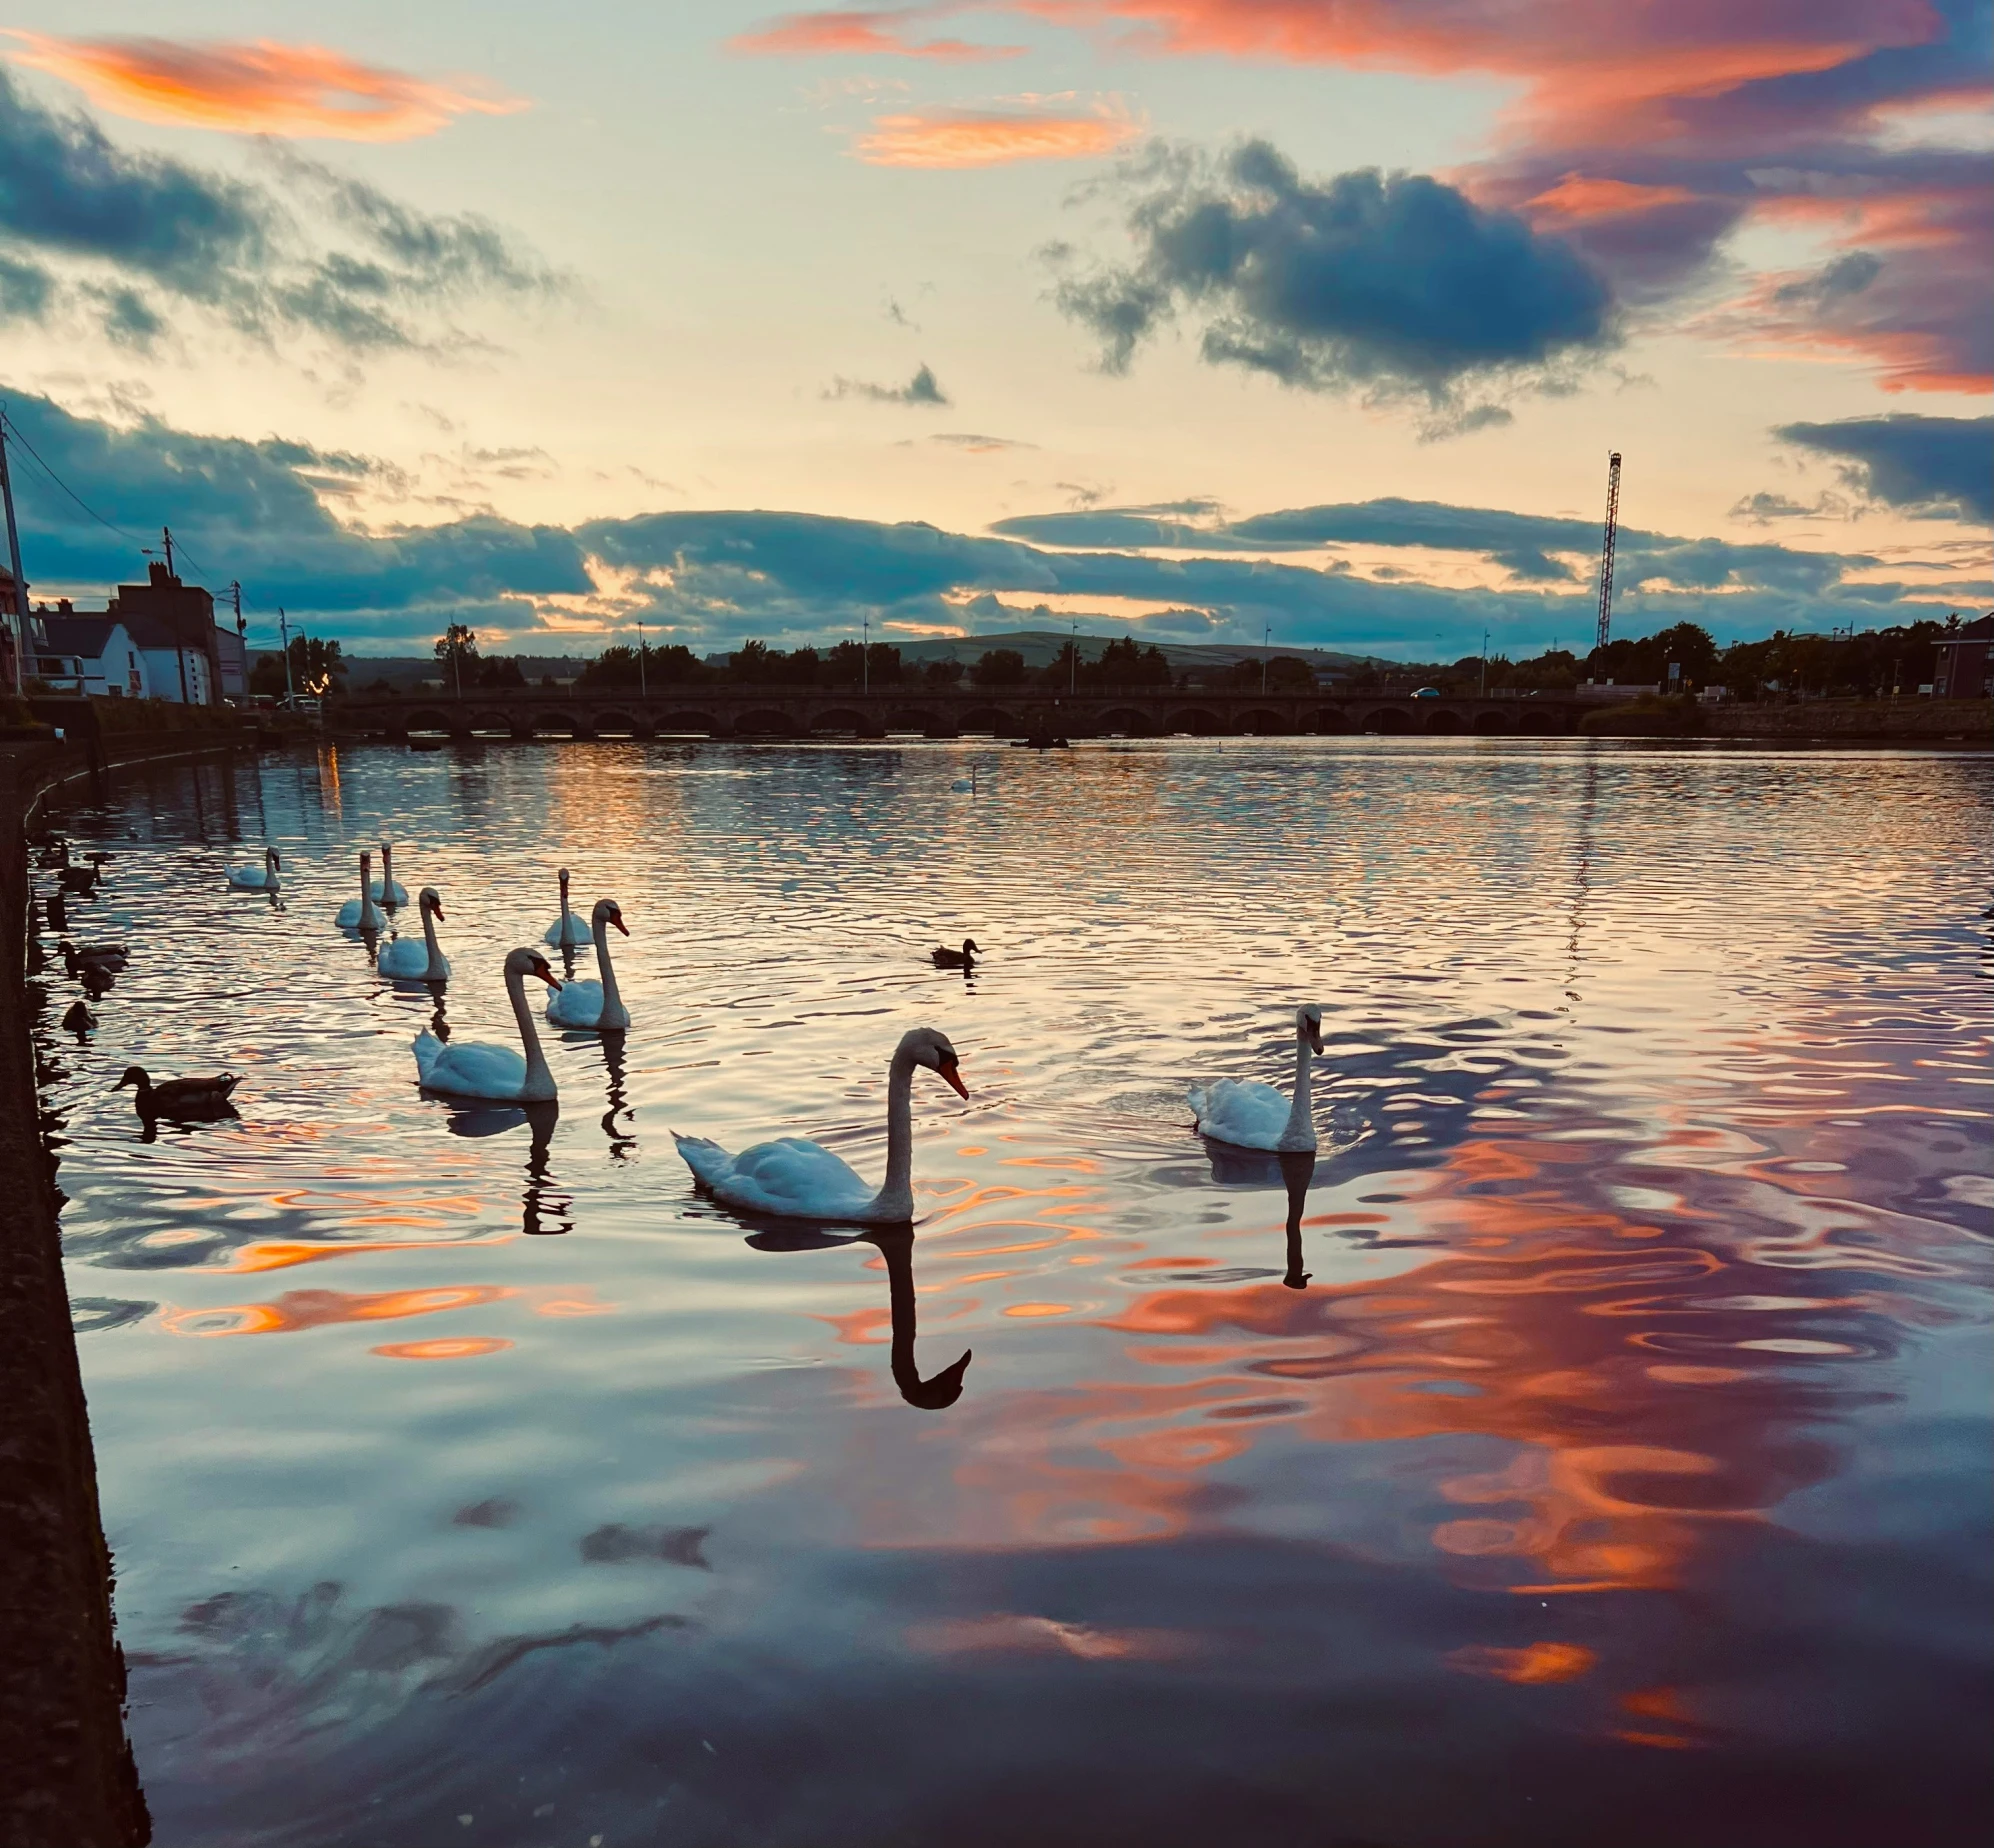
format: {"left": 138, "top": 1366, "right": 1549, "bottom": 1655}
{"left": 2, "top": 1, "right": 1988, "bottom": 660}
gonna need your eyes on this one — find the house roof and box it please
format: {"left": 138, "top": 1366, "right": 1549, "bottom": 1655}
{"left": 37, "top": 616, "right": 122, "bottom": 659}
{"left": 1942, "top": 613, "right": 1994, "bottom": 642}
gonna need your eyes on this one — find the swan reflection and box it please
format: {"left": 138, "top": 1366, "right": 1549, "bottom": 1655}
{"left": 599, "top": 1035, "right": 636, "bottom": 1159}
{"left": 1201, "top": 1145, "right": 1318, "bottom": 1289}
{"left": 747, "top": 1226, "right": 972, "bottom": 1409}
{"left": 440, "top": 1099, "right": 569, "bottom": 1235}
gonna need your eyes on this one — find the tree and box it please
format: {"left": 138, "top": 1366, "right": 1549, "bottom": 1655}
{"left": 923, "top": 656, "right": 965, "bottom": 689}
{"left": 251, "top": 636, "right": 345, "bottom": 698}
{"left": 579, "top": 645, "right": 643, "bottom": 688}
{"left": 434, "top": 622, "right": 477, "bottom": 695}
{"left": 972, "top": 648, "right": 1026, "bottom": 688}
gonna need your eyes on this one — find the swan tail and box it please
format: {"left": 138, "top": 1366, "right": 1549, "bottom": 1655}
{"left": 671, "top": 1132, "right": 733, "bottom": 1191}
{"left": 1186, "top": 1084, "right": 1210, "bottom": 1124}
{"left": 412, "top": 1029, "right": 443, "bottom": 1082}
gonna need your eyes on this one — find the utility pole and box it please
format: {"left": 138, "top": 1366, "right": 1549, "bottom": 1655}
{"left": 1069, "top": 620, "right": 1077, "bottom": 696}
{"left": 1480, "top": 627, "right": 1489, "bottom": 697}
{"left": 636, "top": 617, "right": 647, "bottom": 696}
{"left": 1591, "top": 451, "right": 1622, "bottom": 683}
{"left": 862, "top": 614, "right": 869, "bottom": 695}
{"left": 0, "top": 403, "right": 28, "bottom": 694}
{"left": 161, "top": 525, "right": 175, "bottom": 577}
{"left": 1262, "top": 623, "right": 1270, "bottom": 696}
{"left": 279, "top": 607, "right": 295, "bottom": 703}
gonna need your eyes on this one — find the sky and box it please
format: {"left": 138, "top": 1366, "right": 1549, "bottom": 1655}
{"left": 1, "top": 0, "right": 1988, "bottom": 661}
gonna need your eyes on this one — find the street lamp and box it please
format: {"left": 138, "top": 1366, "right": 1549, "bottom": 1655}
{"left": 863, "top": 613, "right": 869, "bottom": 695}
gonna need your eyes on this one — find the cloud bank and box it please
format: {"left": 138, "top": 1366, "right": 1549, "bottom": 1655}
{"left": 8, "top": 392, "right": 1978, "bottom": 660}
{"left": 1775, "top": 414, "right": 1992, "bottom": 523}
{"left": 0, "top": 66, "right": 558, "bottom": 354}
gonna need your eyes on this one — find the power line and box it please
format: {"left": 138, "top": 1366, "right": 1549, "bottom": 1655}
{"left": 0, "top": 408, "right": 148, "bottom": 548}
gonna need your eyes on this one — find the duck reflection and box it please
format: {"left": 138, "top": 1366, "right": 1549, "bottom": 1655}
{"left": 746, "top": 1226, "right": 973, "bottom": 1409}
{"left": 1201, "top": 1145, "right": 1318, "bottom": 1289}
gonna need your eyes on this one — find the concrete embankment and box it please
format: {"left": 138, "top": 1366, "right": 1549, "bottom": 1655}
{"left": 0, "top": 729, "right": 255, "bottom": 1848}
{"left": 1700, "top": 698, "right": 1990, "bottom": 742}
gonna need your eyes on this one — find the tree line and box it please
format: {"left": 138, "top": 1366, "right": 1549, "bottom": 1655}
{"left": 280, "top": 613, "right": 1984, "bottom": 703}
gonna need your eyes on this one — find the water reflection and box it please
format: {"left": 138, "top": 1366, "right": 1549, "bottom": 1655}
{"left": 35, "top": 738, "right": 1993, "bottom": 1848}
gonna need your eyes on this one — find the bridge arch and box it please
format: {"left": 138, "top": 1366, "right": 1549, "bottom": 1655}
{"left": 809, "top": 708, "right": 869, "bottom": 735}
{"left": 734, "top": 708, "right": 794, "bottom": 738}
{"left": 1363, "top": 707, "right": 1414, "bottom": 735}
{"left": 464, "top": 708, "right": 517, "bottom": 738}
{"left": 1472, "top": 708, "right": 1511, "bottom": 734}
{"left": 1098, "top": 706, "right": 1155, "bottom": 737}
{"left": 653, "top": 710, "right": 718, "bottom": 737}
{"left": 959, "top": 705, "right": 1019, "bottom": 736}
{"left": 1514, "top": 706, "right": 1563, "bottom": 734}
{"left": 885, "top": 707, "right": 946, "bottom": 737}
{"left": 530, "top": 710, "right": 590, "bottom": 739}
{"left": 590, "top": 708, "right": 646, "bottom": 738}
{"left": 1423, "top": 708, "right": 1466, "bottom": 735}
{"left": 1240, "top": 708, "right": 1287, "bottom": 736}
{"left": 403, "top": 707, "right": 453, "bottom": 735}
{"left": 1302, "top": 706, "right": 1349, "bottom": 735}
{"left": 1167, "top": 707, "right": 1223, "bottom": 736}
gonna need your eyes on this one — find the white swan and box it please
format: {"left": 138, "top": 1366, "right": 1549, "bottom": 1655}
{"left": 378, "top": 886, "right": 451, "bottom": 982}
{"left": 543, "top": 867, "right": 590, "bottom": 947}
{"left": 369, "top": 841, "right": 408, "bottom": 906}
{"left": 1188, "top": 1005, "right": 1324, "bottom": 1152}
{"left": 674, "top": 1027, "right": 968, "bottom": 1223}
{"left": 227, "top": 846, "right": 280, "bottom": 891}
{"left": 412, "top": 947, "right": 561, "bottom": 1101}
{"left": 546, "top": 899, "right": 630, "bottom": 1030}
{"left": 336, "top": 852, "right": 387, "bottom": 932}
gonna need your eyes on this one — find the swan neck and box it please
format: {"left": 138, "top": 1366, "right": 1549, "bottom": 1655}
{"left": 593, "top": 913, "right": 625, "bottom": 1019}
{"left": 421, "top": 901, "right": 443, "bottom": 976}
{"left": 507, "top": 965, "right": 555, "bottom": 1095}
{"left": 1282, "top": 1030, "right": 1314, "bottom": 1143}
{"left": 874, "top": 1044, "right": 917, "bottom": 1217}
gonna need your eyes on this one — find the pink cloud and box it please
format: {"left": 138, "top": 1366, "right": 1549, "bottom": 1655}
{"left": 4, "top": 32, "right": 526, "bottom": 141}
{"left": 730, "top": 7, "right": 1024, "bottom": 60}
{"left": 854, "top": 97, "right": 1140, "bottom": 165}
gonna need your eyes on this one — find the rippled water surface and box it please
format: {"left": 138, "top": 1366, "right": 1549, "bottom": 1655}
{"left": 36, "top": 738, "right": 1994, "bottom": 1847}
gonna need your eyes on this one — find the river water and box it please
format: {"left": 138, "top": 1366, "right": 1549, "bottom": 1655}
{"left": 33, "top": 738, "right": 1993, "bottom": 1848}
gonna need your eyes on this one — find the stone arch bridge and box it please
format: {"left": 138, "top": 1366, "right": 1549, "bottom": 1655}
{"left": 334, "top": 688, "right": 1586, "bottom": 742}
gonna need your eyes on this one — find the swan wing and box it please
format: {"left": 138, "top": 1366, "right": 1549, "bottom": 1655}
{"left": 546, "top": 979, "right": 604, "bottom": 1026}
{"left": 1190, "top": 1078, "right": 1291, "bottom": 1151}
{"left": 412, "top": 1028, "right": 444, "bottom": 1082}
{"left": 677, "top": 1133, "right": 875, "bottom": 1219}
{"left": 337, "top": 899, "right": 385, "bottom": 930}
{"left": 378, "top": 936, "right": 428, "bottom": 977}
{"left": 543, "top": 914, "right": 591, "bottom": 947}
{"left": 415, "top": 1033, "right": 527, "bottom": 1100}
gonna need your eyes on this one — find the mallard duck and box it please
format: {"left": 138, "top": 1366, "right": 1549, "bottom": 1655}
{"left": 931, "top": 937, "right": 979, "bottom": 969}
{"left": 61, "top": 1000, "right": 96, "bottom": 1036}
{"left": 61, "top": 941, "right": 130, "bottom": 976}
{"left": 114, "top": 1066, "right": 240, "bottom": 1119}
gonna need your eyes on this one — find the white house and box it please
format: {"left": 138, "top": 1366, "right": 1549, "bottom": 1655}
{"left": 30, "top": 611, "right": 150, "bottom": 698}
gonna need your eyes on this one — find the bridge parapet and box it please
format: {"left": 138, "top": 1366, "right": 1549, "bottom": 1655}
{"left": 335, "top": 689, "right": 1583, "bottom": 741}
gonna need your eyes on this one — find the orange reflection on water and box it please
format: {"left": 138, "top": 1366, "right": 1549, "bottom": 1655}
{"left": 208, "top": 1234, "right": 516, "bottom": 1274}
{"left": 1448, "top": 1641, "right": 1598, "bottom": 1684}
{"left": 161, "top": 1281, "right": 611, "bottom": 1339}
{"left": 372, "top": 1336, "right": 514, "bottom": 1361}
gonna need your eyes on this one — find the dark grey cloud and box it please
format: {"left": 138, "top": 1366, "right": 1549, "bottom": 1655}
{"left": 825, "top": 362, "right": 949, "bottom": 405}
{"left": 1053, "top": 140, "right": 1614, "bottom": 416}
{"left": 0, "top": 67, "right": 559, "bottom": 358}
{"left": 991, "top": 496, "right": 1864, "bottom": 594}
{"left": 1774, "top": 415, "right": 1992, "bottom": 524}
{"left": 10, "top": 390, "right": 1962, "bottom": 659}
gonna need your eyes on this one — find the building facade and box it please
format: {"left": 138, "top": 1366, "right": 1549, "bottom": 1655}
{"left": 1931, "top": 615, "right": 1993, "bottom": 700}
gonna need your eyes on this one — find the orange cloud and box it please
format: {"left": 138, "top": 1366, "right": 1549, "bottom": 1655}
{"left": 1525, "top": 174, "right": 1699, "bottom": 222}
{"left": 5, "top": 33, "right": 527, "bottom": 141}
{"left": 854, "top": 101, "right": 1140, "bottom": 167}
{"left": 731, "top": 8, "right": 1023, "bottom": 60}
